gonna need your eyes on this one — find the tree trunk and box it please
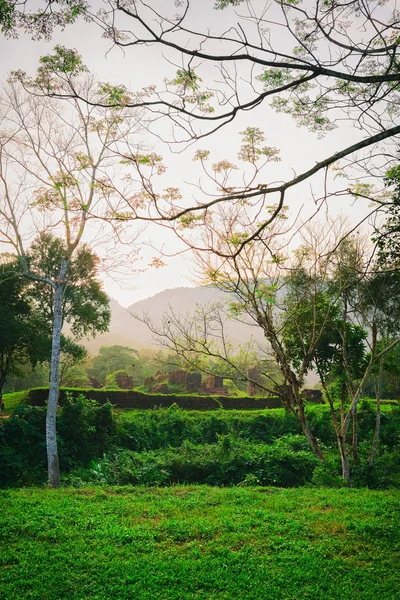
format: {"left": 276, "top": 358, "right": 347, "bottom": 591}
{"left": 352, "top": 406, "right": 359, "bottom": 464}
{"left": 338, "top": 436, "right": 351, "bottom": 486}
{"left": 369, "top": 359, "right": 383, "bottom": 466}
{"left": 46, "top": 260, "right": 68, "bottom": 488}
{"left": 299, "top": 416, "right": 325, "bottom": 462}
{"left": 294, "top": 392, "right": 325, "bottom": 461}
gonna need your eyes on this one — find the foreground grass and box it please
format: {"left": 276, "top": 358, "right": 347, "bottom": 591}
{"left": 0, "top": 487, "right": 398, "bottom": 599}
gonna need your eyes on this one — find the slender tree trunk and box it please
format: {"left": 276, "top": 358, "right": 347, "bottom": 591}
{"left": 46, "top": 260, "right": 68, "bottom": 488}
{"left": 299, "top": 415, "right": 325, "bottom": 461}
{"left": 338, "top": 436, "right": 351, "bottom": 486}
{"left": 352, "top": 406, "right": 359, "bottom": 464}
{"left": 292, "top": 390, "right": 325, "bottom": 461}
{"left": 369, "top": 359, "right": 383, "bottom": 466}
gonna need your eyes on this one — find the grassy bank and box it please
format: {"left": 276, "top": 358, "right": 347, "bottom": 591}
{"left": 0, "top": 486, "right": 398, "bottom": 599}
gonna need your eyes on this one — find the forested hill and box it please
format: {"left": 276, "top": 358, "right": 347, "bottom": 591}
{"left": 81, "top": 286, "right": 265, "bottom": 355}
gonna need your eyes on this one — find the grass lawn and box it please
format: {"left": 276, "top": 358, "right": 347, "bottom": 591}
{"left": 0, "top": 486, "right": 398, "bottom": 599}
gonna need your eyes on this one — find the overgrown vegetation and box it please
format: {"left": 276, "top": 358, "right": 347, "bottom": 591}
{"left": 1, "top": 396, "right": 398, "bottom": 489}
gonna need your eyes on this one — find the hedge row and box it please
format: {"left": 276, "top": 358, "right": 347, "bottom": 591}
{"left": 27, "top": 387, "right": 285, "bottom": 410}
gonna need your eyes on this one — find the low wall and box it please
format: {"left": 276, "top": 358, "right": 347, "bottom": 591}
{"left": 27, "top": 388, "right": 283, "bottom": 411}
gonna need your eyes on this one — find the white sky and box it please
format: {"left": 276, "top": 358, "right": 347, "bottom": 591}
{"left": 0, "top": 0, "right": 376, "bottom": 306}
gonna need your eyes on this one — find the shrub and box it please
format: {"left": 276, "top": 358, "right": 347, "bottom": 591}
{"left": 57, "top": 393, "right": 115, "bottom": 469}
{"left": 0, "top": 394, "right": 115, "bottom": 487}
{"left": 0, "top": 405, "right": 47, "bottom": 486}
{"left": 71, "top": 434, "right": 319, "bottom": 488}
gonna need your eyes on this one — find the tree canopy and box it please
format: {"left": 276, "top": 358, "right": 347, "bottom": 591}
{"left": 2, "top": 1, "right": 399, "bottom": 255}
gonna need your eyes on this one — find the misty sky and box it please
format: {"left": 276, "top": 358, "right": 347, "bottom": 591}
{"left": 0, "top": 0, "right": 373, "bottom": 306}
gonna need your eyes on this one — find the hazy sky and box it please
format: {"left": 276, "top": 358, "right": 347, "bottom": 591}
{"left": 0, "top": 0, "right": 372, "bottom": 306}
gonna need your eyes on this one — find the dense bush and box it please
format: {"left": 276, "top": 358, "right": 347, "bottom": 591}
{"left": 57, "top": 394, "right": 116, "bottom": 470}
{"left": 115, "top": 405, "right": 301, "bottom": 450}
{"left": 0, "top": 394, "right": 115, "bottom": 487}
{"left": 67, "top": 434, "right": 318, "bottom": 488}
{"left": 1, "top": 396, "right": 399, "bottom": 489}
{"left": 0, "top": 405, "right": 47, "bottom": 486}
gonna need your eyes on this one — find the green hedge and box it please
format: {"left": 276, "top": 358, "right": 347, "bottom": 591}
{"left": 27, "top": 387, "right": 284, "bottom": 410}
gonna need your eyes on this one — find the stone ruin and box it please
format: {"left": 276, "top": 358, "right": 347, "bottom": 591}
{"left": 302, "top": 388, "right": 324, "bottom": 403}
{"left": 145, "top": 369, "right": 228, "bottom": 395}
{"left": 247, "top": 366, "right": 264, "bottom": 396}
{"left": 203, "top": 375, "right": 226, "bottom": 395}
{"left": 168, "top": 370, "right": 186, "bottom": 385}
{"left": 115, "top": 373, "right": 133, "bottom": 389}
{"left": 185, "top": 372, "right": 202, "bottom": 393}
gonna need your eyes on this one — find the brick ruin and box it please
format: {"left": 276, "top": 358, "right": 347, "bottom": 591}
{"left": 143, "top": 368, "right": 324, "bottom": 401}
{"left": 144, "top": 369, "right": 228, "bottom": 395}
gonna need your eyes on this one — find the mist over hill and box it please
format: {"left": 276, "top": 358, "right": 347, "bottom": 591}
{"left": 81, "top": 286, "right": 265, "bottom": 355}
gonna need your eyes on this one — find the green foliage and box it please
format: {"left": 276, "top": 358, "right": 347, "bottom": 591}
{"left": 57, "top": 393, "right": 115, "bottom": 470}
{"left": 89, "top": 346, "right": 139, "bottom": 386}
{"left": 0, "top": 405, "right": 47, "bottom": 486}
{"left": 238, "top": 127, "right": 280, "bottom": 164}
{"left": 282, "top": 268, "right": 368, "bottom": 382}
{"left": 60, "top": 364, "right": 91, "bottom": 388}
{"left": 1, "top": 398, "right": 399, "bottom": 488}
{"left": 104, "top": 370, "right": 130, "bottom": 390}
{"left": 1, "top": 2, "right": 88, "bottom": 38}
{"left": 0, "top": 257, "right": 50, "bottom": 392}
{"left": 375, "top": 165, "right": 400, "bottom": 267}
{"left": 215, "top": 0, "right": 245, "bottom": 9}
{"left": 78, "top": 434, "right": 317, "bottom": 487}
{"left": 1, "top": 390, "right": 29, "bottom": 414}
{"left": 1, "top": 487, "right": 399, "bottom": 599}
{"left": 27, "top": 233, "right": 111, "bottom": 338}
{"left": 0, "top": 0, "right": 15, "bottom": 33}
{"left": 0, "top": 395, "right": 114, "bottom": 487}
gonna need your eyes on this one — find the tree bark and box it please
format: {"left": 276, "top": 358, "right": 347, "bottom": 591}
{"left": 369, "top": 359, "right": 383, "bottom": 466}
{"left": 338, "top": 436, "right": 351, "bottom": 486}
{"left": 46, "top": 260, "right": 68, "bottom": 488}
{"left": 352, "top": 406, "right": 359, "bottom": 464}
{"left": 295, "top": 397, "right": 325, "bottom": 461}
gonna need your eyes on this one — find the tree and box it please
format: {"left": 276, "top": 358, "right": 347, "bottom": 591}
{"left": 1, "top": 2, "right": 398, "bottom": 258}
{"left": 374, "top": 165, "right": 400, "bottom": 269}
{"left": 143, "top": 207, "right": 400, "bottom": 484}
{"left": 0, "top": 256, "right": 46, "bottom": 401}
{"left": 0, "top": 64, "right": 142, "bottom": 487}
{"left": 139, "top": 302, "right": 282, "bottom": 394}
{"left": 282, "top": 233, "right": 400, "bottom": 483}
{"left": 0, "top": 246, "right": 99, "bottom": 401}
{"left": 88, "top": 345, "right": 139, "bottom": 387}
{"left": 143, "top": 208, "right": 336, "bottom": 461}
{"left": 27, "top": 233, "right": 111, "bottom": 340}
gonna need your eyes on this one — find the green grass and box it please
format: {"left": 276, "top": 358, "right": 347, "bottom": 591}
{"left": 1, "top": 390, "right": 29, "bottom": 415}
{"left": 0, "top": 486, "right": 399, "bottom": 599}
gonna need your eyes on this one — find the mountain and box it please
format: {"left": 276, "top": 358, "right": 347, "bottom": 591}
{"left": 80, "top": 286, "right": 318, "bottom": 384}
{"left": 81, "top": 286, "right": 265, "bottom": 355}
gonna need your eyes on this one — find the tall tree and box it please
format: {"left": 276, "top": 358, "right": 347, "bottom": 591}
{"left": 281, "top": 233, "right": 400, "bottom": 483}
{"left": 0, "top": 59, "right": 142, "bottom": 487}
{"left": 144, "top": 209, "right": 400, "bottom": 483}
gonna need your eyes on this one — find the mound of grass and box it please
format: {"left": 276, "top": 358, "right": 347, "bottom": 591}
{"left": 1, "top": 390, "right": 29, "bottom": 415}
{"left": 0, "top": 486, "right": 399, "bottom": 599}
